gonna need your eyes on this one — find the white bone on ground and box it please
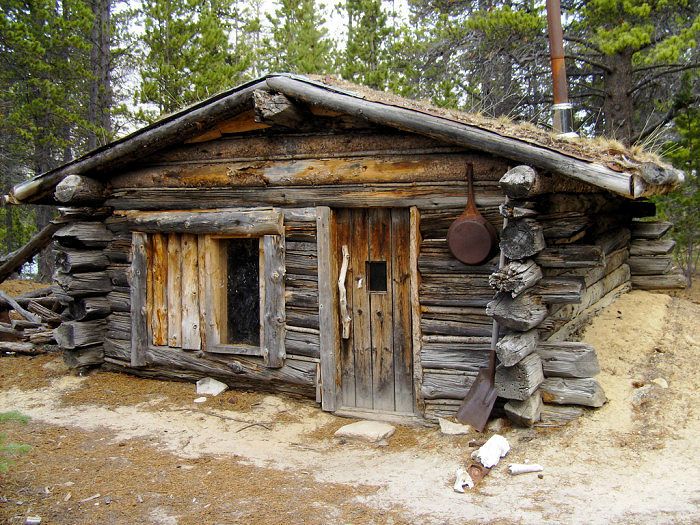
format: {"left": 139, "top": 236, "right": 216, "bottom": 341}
{"left": 508, "top": 463, "right": 544, "bottom": 475}
{"left": 474, "top": 434, "right": 510, "bottom": 468}
{"left": 453, "top": 467, "right": 474, "bottom": 492}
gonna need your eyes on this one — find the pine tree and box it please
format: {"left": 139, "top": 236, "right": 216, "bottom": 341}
{"left": 340, "top": 0, "right": 393, "bottom": 89}
{"left": 264, "top": 0, "right": 333, "bottom": 74}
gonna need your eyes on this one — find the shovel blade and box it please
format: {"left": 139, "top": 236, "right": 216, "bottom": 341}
{"left": 455, "top": 369, "right": 497, "bottom": 432}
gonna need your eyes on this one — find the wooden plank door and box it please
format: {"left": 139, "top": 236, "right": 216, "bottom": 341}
{"left": 336, "top": 208, "right": 414, "bottom": 414}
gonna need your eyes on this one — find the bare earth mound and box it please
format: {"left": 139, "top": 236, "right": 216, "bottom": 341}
{"left": 1, "top": 290, "right": 699, "bottom": 524}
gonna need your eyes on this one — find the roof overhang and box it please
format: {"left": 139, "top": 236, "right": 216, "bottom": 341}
{"left": 6, "top": 74, "right": 685, "bottom": 205}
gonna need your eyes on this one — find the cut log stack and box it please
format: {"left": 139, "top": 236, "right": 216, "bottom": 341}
{"left": 629, "top": 220, "right": 686, "bottom": 290}
{"left": 0, "top": 288, "right": 63, "bottom": 353}
{"left": 487, "top": 166, "right": 608, "bottom": 427}
{"left": 53, "top": 218, "right": 114, "bottom": 368}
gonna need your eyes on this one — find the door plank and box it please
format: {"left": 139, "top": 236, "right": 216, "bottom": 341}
{"left": 351, "top": 209, "right": 373, "bottom": 409}
{"left": 336, "top": 209, "right": 356, "bottom": 407}
{"left": 368, "top": 208, "right": 395, "bottom": 411}
{"left": 392, "top": 209, "right": 414, "bottom": 413}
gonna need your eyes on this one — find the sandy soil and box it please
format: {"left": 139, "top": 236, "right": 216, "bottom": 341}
{"left": 1, "top": 289, "right": 699, "bottom": 524}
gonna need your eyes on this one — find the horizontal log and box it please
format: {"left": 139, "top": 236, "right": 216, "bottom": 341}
{"left": 55, "top": 249, "right": 109, "bottom": 273}
{"left": 420, "top": 274, "right": 494, "bottom": 307}
{"left": 55, "top": 175, "right": 108, "bottom": 204}
{"left": 631, "top": 273, "right": 687, "bottom": 290}
{"left": 499, "top": 165, "right": 546, "bottom": 198}
{"left": 540, "top": 377, "right": 606, "bottom": 407}
{"left": 419, "top": 207, "right": 503, "bottom": 237}
{"left": 27, "top": 301, "right": 62, "bottom": 324}
{"left": 629, "top": 239, "right": 676, "bottom": 256}
{"left": 254, "top": 89, "right": 306, "bottom": 128}
{"left": 0, "top": 341, "right": 42, "bottom": 354}
{"left": 27, "top": 329, "right": 56, "bottom": 344}
{"left": 532, "top": 277, "right": 584, "bottom": 304}
{"left": 596, "top": 228, "right": 631, "bottom": 256}
{"left": 495, "top": 353, "right": 544, "bottom": 401}
{"left": 496, "top": 330, "right": 538, "bottom": 367}
{"left": 54, "top": 222, "right": 114, "bottom": 248}
{"left": 630, "top": 220, "right": 672, "bottom": 239}
{"left": 536, "top": 342, "right": 600, "bottom": 378}
{"left": 107, "top": 184, "right": 505, "bottom": 211}
{"left": 106, "top": 290, "right": 130, "bottom": 312}
{"left": 535, "top": 245, "right": 604, "bottom": 268}
{"left": 423, "top": 399, "right": 462, "bottom": 422}
{"left": 63, "top": 346, "right": 105, "bottom": 368}
{"left": 420, "top": 343, "right": 489, "bottom": 371}
{"left": 0, "top": 290, "right": 41, "bottom": 323}
{"left": 145, "top": 346, "right": 317, "bottom": 397}
{"left": 117, "top": 208, "right": 284, "bottom": 236}
{"left": 538, "top": 212, "right": 591, "bottom": 240}
{"left": 284, "top": 329, "right": 320, "bottom": 358}
{"left": 54, "top": 271, "right": 112, "bottom": 297}
{"left": 418, "top": 240, "right": 499, "bottom": 274}
{"left": 108, "top": 265, "right": 130, "bottom": 286}
{"left": 70, "top": 297, "right": 111, "bottom": 321}
{"left": 54, "top": 319, "right": 107, "bottom": 349}
{"left": 504, "top": 392, "right": 543, "bottom": 427}
{"left": 546, "top": 247, "right": 628, "bottom": 288}
{"left": 486, "top": 292, "right": 548, "bottom": 331}
{"left": 421, "top": 370, "right": 477, "bottom": 400}
{"left": 104, "top": 337, "right": 131, "bottom": 360}
{"left": 628, "top": 255, "right": 673, "bottom": 275}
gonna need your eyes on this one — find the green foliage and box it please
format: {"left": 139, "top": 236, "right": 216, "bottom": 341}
{"left": 657, "top": 101, "right": 700, "bottom": 286}
{"left": 0, "top": 411, "right": 31, "bottom": 474}
{"left": 264, "top": 0, "right": 334, "bottom": 74}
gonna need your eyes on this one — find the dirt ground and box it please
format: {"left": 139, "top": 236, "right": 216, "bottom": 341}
{"left": 1, "top": 285, "right": 699, "bottom": 524}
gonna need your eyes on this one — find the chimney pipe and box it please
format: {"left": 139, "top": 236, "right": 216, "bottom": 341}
{"left": 546, "top": 0, "right": 576, "bottom": 137}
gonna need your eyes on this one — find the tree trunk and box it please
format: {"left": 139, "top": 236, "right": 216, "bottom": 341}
{"left": 602, "top": 50, "right": 635, "bottom": 145}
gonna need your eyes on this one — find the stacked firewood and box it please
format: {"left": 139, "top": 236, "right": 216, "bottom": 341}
{"left": 0, "top": 287, "right": 63, "bottom": 354}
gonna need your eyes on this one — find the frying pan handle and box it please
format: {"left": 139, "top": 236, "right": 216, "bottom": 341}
{"left": 338, "top": 244, "right": 351, "bottom": 339}
{"left": 465, "top": 163, "right": 478, "bottom": 215}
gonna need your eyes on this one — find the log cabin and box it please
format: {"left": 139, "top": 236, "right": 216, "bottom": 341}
{"left": 5, "top": 74, "right": 686, "bottom": 426}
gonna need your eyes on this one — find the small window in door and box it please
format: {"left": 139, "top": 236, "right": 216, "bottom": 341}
{"left": 367, "top": 261, "right": 388, "bottom": 292}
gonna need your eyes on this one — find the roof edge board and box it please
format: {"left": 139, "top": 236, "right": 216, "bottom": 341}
{"left": 12, "top": 79, "right": 270, "bottom": 204}
{"left": 266, "top": 75, "right": 636, "bottom": 198}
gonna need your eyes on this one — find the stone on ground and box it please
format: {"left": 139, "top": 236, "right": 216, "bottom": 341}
{"left": 334, "top": 420, "right": 395, "bottom": 443}
{"left": 196, "top": 377, "right": 228, "bottom": 396}
{"left": 438, "top": 417, "right": 473, "bottom": 435}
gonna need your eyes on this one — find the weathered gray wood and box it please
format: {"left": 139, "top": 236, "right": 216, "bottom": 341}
{"left": 54, "top": 271, "right": 112, "bottom": 297}
{"left": 54, "top": 222, "right": 113, "bottom": 248}
{"left": 418, "top": 240, "right": 499, "bottom": 274}
{"left": 630, "top": 239, "right": 676, "bottom": 256}
{"left": 267, "top": 76, "right": 643, "bottom": 197}
{"left": 0, "top": 290, "right": 41, "bottom": 323}
{"left": 630, "top": 220, "right": 672, "bottom": 239}
{"left": 631, "top": 273, "right": 687, "bottom": 289}
{"left": 410, "top": 207, "right": 425, "bottom": 413}
{"left": 0, "top": 341, "right": 41, "bottom": 354}
{"left": 536, "top": 342, "right": 600, "bottom": 378}
{"left": 70, "top": 297, "right": 111, "bottom": 321}
{"left": 27, "top": 301, "right": 62, "bottom": 324}
{"left": 499, "top": 165, "right": 548, "bottom": 198}
{"left": 596, "top": 228, "right": 631, "bottom": 255}
{"left": 54, "top": 319, "right": 107, "bottom": 349}
{"left": 537, "top": 404, "right": 584, "bottom": 427}
{"left": 262, "top": 234, "right": 286, "bottom": 368}
{"left": 496, "top": 330, "right": 539, "bottom": 367}
{"left": 486, "top": 293, "right": 548, "bottom": 331}
{"left": 106, "top": 290, "right": 130, "bottom": 312}
{"left": 629, "top": 255, "right": 673, "bottom": 275}
{"left": 421, "top": 344, "right": 489, "bottom": 371}
{"left": 547, "top": 247, "right": 628, "bottom": 288}
{"left": 0, "top": 221, "right": 63, "bottom": 282}
{"left": 499, "top": 202, "right": 538, "bottom": 219}
{"left": 284, "top": 328, "right": 320, "bottom": 358}
{"left": 421, "top": 370, "right": 477, "bottom": 400}
{"left": 55, "top": 249, "right": 109, "bottom": 272}
{"left": 253, "top": 89, "right": 306, "bottom": 128}
{"left": 500, "top": 219, "right": 546, "bottom": 260}
{"left": 107, "top": 184, "right": 505, "bottom": 211}
{"left": 420, "top": 274, "right": 494, "bottom": 307}
{"left": 495, "top": 353, "right": 544, "bottom": 401}
{"left": 119, "top": 208, "right": 284, "bottom": 236}
{"left": 107, "top": 264, "right": 130, "bottom": 286}
{"left": 316, "top": 206, "right": 340, "bottom": 411}
{"left": 533, "top": 277, "right": 584, "bottom": 304}
{"left": 540, "top": 377, "right": 607, "bottom": 407}
{"left": 489, "top": 260, "right": 543, "bottom": 297}
{"left": 535, "top": 245, "right": 604, "bottom": 268}
{"left": 504, "top": 391, "right": 543, "bottom": 427}
{"left": 27, "top": 329, "right": 56, "bottom": 344}
{"left": 104, "top": 337, "right": 131, "bottom": 361}
{"left": 63, "top": 345, "right": 105, "bottom": 368}
{"left": 538, "top": 212, "right": 591, "bottom": 241}
{"left": 180, "top": 233, "right": 200, "bottom": 351}
{"left": 129, "top": 232, "right": 148, "bottom": 367}
{"left": 54, "top": 175, "right": 108, "bottom": 204}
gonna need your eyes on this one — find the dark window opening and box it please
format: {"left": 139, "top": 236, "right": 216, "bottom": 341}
{"left": 225, "top": 238, "right": 260, "bottom": 345}
{"left": 367, "top": 261, "right": 388, "bottom": 292}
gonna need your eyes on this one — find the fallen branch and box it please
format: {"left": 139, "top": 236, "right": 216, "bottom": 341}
{"left": 0, "top": 221, "right": 63, "bottom": 283}
{"left": 0, "top": 290, "right": 41, "bottom": 323}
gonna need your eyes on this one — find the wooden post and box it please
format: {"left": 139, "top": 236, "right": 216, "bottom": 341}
{"left": 167, "top": 234, "right": 182, "bottom": 348}
{"left": 262, "top": 234, "right": 286, "bottom": 368}
{"left": 181, "top": 233, "right": 201, "bottom": 350}
{"left": 130, "top": 232, "right": 148, "bottom": 367}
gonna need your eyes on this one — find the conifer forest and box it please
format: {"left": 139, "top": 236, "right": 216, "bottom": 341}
{"left": 1, "top": 0, "right": 699, "bottom": 282}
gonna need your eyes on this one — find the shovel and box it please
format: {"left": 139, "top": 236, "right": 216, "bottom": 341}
{"left": 455, "top": 216, "right": 508, "bottom": 432}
